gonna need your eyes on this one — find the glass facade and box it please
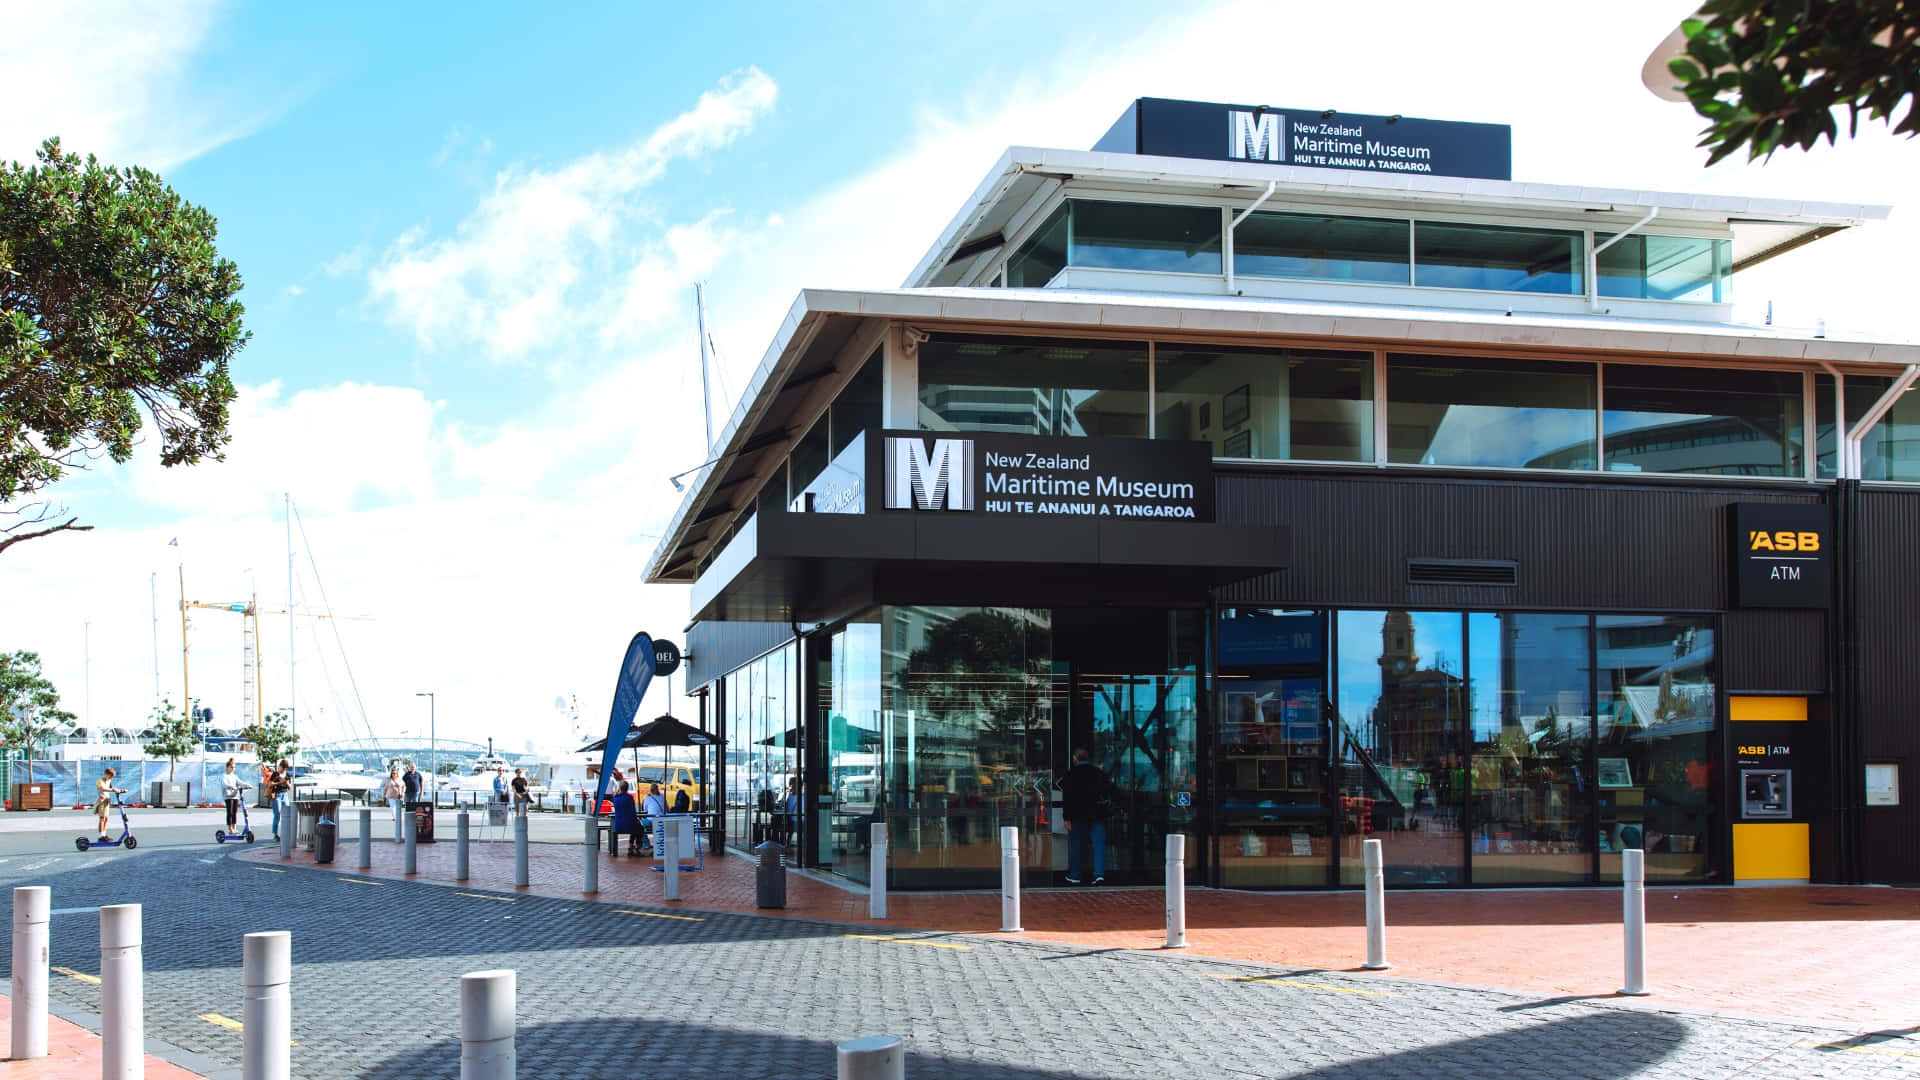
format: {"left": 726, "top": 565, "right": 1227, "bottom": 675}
{"left": 1388, "top": 354, "right": 1597, "bottom": 468}
{"left": 1233, "top": 211, "right": 1409, "bottom": 285}
{"left": 1068, "top": 200, "right": 1222, "bottom": 275}
{"left": 1602, "top": 365, "right": 1804, "bottom": 477}
{"left": 1006, "top": 205, "right": 1067, "bottom": 287}
{"left": 1597, "top": 234, "right": 1730, "bottom": 303}
{"left": 722, "top": 644, "right": 797, "bottom": 850}
{"left": 917, "top": 334, "right": 1149, "bottom": 437}
{"left": 1816, "top": 373, "right": 1920, "bottom": 481}
{"left": 1155, "top": 346, "right": 1372, "bottom": 462}
{"left": 1414, "top": 222, "right": 1583, "bottom": 295}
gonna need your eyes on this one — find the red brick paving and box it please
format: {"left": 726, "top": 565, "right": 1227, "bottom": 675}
{"left": 241, "top": 835, "right": 1920, "bottom": 1033}
{"left": 0, "top": 992, "right": 204, "bottom": 1079}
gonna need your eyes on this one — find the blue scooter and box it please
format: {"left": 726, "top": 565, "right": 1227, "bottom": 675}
{"left": 216, "top": 783, "right": 256, "bottom": 844}
{"left": 76, "top": 790, "right": 137, "bottom": 852}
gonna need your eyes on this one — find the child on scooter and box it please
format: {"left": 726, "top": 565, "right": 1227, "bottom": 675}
{"left": 95, "top": 767, "right": 125, "bottom": 841}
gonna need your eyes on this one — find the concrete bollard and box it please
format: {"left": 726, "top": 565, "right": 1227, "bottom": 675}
{"left": 279, "top": 797, "right": 294, "bottom": 859}
{"left": 403, "top": 805, "right": 418, "bottom": 875}
{"left": 357, "top": 807, "right": 372, "bottom": 871}
{"left": 1164, "top": 833, "right": 1188, "bottom": 949}
{"left": 582, "top": 815, "right": 598, "bottom": 895}
{"left": 457, "top": 811, "right": 471, "bottom": 882}
{"left": 11, "top": 886, "right": 50, "bottom": 1059}
{"left": 1620, "top": 847, "right": 1650, "bottom": 996}
{"left": 999, "top": 825, "right": 1022, "bottom": 933}
{"left": 513, "top": 814, "right": 529, "bottom": 889}
{"left": 1362, "top": 837, "right": 1389, "bottom": 970}
{"left": 663, "top": 831, "right": 680, "bottom": 901}
{"left": 241, "top": 931, "right": 291, "bottom": 1080}
{"left": 837, "top": 1034, "right": 905, "bottom": 1080}
{"left": 100, "top": 904, "right": 143, "bottom": 1080}
{"left": 459, "top": 969, "right": 516, "bottom": 1080}
{"left": 869, "top": 822, "right": 888, "bottom": 920}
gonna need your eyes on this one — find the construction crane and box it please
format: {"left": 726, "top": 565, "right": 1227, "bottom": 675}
{"left": 178, "top": 570, "right": 368, "bottom": 730}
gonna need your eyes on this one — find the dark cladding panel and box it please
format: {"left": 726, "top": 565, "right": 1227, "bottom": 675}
{"left": 1722, "top": 608, "right": 1827, "bottom": 690}
{"left": 1857, "top": 487, "right": 1920, "bottom": 883}
{"left": 685, "top": 621, "right": 794, "bottom": 689}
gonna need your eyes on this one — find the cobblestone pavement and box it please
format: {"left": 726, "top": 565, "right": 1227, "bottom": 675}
{"left": 3, "top": 849, "right": 1917, "bottom": 1079}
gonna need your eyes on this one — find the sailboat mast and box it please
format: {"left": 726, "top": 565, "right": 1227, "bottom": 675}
{"left": 695, "top": 282, "right": 713, "bottom": 450}
{"left": 286, "top": 492, "right": 296, "bottom": 743}
{"left": 178, "top": 564, "right": 190, "bottom": 719}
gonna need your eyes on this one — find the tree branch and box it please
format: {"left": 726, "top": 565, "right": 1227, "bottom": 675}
{"left": 0, "top": 514, "right": 93, "bottom": 554}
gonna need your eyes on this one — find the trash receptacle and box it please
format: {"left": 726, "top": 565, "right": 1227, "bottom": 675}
{"left": 407, "top": 800, "right": 437, "bottom": 843}
{"left": 314, "top": 817, "right": 337, "bottom": 864}
{"left": 755, "top": 841, "right": 786, "bottom": 909}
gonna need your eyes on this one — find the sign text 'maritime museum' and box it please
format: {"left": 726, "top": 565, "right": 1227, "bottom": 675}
{"left": 883, "top": 431, "right": 1215, "bottom": 522}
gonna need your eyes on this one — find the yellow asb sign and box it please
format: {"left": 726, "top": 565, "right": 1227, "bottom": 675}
{"left": 1746, "top": 531, "right": 1820, "bottom": 553}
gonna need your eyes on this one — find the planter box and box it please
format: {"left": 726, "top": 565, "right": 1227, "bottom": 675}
{"left": 148, "top": 780, "right": 191, "bottom": 808}
{"left": 10, "top": 782, "right": 53, "bottom": 811}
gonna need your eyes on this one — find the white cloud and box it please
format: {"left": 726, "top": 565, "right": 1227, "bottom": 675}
{"left": 367, "top": 67, "right": 779, "bottom": 361}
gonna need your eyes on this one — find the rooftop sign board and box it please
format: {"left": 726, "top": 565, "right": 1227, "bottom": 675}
{"left": 1095, "top": 97, "right": 1512, "bottom": 181}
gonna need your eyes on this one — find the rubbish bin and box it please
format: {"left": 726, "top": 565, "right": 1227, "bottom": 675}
{"left": 314, "top": 817, "right": 337, "bottom": 864}
{"left": 754, "top": 841, "right": 786, "bottom": 909}
{"left": 408, "top": 800, "right": 437, "bottom": 843}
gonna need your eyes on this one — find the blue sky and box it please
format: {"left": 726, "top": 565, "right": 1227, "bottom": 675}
{"left": 4, "top": 0, "right": 1916, "bottom": 755}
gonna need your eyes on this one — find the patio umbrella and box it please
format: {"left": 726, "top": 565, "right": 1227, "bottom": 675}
{"left": 579, "top": 713, "right": 722, "bottom": 811}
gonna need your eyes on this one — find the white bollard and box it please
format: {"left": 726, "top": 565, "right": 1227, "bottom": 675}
{"left": 1164, "top": 833, "right": 1187, "bottom": 949}
{"left": 663, "top": 831, "right": 680, "bottom": 901}
{"left": 403, "top": 805, "right": 418, "bottom": 875}
{"left": 11, "top": 886, "right": 50, "bottom": 1059}
{"left": 357, "top": 807, "right": 372, "bottom": 871}
{"left": 513, "top": 814, "right": 529, "bottom": 888}
{"left": 837, "top": 1034, "right": 905, "bottom": 1080}
{"left": 457, "top": 811, "right": 471, "bottom": 882}
{"left": 999, "top": 825, "right": 1022, "bottom": 933}
{"left": 869, "top": 822, "right": 888, "bottom": 920}
{"left": 1620, "top": 847, "right": 1650, "bottom": 995}
{"left": 100, "top": 904, "right": 143, "bottom": 1080}
{"left": 459, "top": 970, "right": 515, "bottom": 1080}
{"left": 1362, "top": 837, "right": 1389, "bottom": 970}
{"left": 241, "top": 931, "right": 291, "bottom": 1080}
{"left": 278, "top": 797, "right": 294, "bottom": 859}
{"left": 582, "top": 815, "right": 598, "bottom": 895}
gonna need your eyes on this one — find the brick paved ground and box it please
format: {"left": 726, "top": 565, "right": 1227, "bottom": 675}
{"left": 237, "top": 828, "right": 1920, "bottom": 1032}
{"left": 5, "top": 846, "right": 1919, "bottom": 1079}
{"left": 0, "top": 992, "right": 205, "bottom": 1079}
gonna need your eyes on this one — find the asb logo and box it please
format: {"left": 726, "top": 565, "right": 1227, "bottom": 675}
{"left": 1228, "top": 109, "right": 1284, "bottom": 162}
{"left": 1748, "top": 530, "right": 1820, "bottom": 553}
{"left": 885, "top": 436, "right": 973, "bottom": 511}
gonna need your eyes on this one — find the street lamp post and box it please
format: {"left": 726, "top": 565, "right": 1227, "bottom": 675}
{"left": 415, "top": 693, "right": 436, "bottom": 800}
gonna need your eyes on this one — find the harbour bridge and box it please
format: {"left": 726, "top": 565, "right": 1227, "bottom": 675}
{"left": 307, "top": 737, "right": 507, "bottom": 775}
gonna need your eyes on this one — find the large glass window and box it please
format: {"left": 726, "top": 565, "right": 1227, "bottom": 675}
{"left": 1387, "top": 354, "right": 1597, "bottom": 468}
{"left": 1816, "top": 373, "right": 1920, "bottom": 481}
{"left": 917, "top": 334, "right": 1149, "bottom": 437}
{"left": 1234, "top": 211, "right": 1409, "bottom": 285}
{"left": 1414, "top": 222, "right": 1583, "bottom": 295}
{"left": 1006, "top": 205, "right": 1067, "bottom": 288}
{"left": 1595, "top": 616, "right": 1717, "bottom": 882}
{"left": 1156, "top": 346, "right": 1372, "bottom": 461}
{"left": 1466, "top": 613, "right": 1594, "bottom": 883}
{"left": 1069, "top": 200, "right": 1222, "bottom": 275}
{"left": 1218, "top": 609, "right": 1330, "bottom": 887}
{"left": 1603, "top": 365, "right": 1803, "bottom": 476}
{"left": 822, "top": 618, "right": 883, "bottom": 879}
{"left": 1598, "top": 234, "right": 1730, "bottom": 303}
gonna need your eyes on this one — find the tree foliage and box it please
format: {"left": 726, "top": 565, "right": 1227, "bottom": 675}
{"left": 1668, "top": 0, "right": 1920, "bottom": 164}
{"left": 0, "top": 650, "right": 74, "bottom": 756}
{"left": 240, "top": 709, "right": 299, "bottom": 767}
{"left": 141, "top": 699, "right": 199, "bottom": 782}
{"left": 0, "top": 138, "right": 247, "bottom": 551}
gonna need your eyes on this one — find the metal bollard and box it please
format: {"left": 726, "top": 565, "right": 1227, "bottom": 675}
{"left": 1620, "top": 847, "right": 1650, "bottom": 995}
{"left": 11, "top": 886, "right": 50, "bottom": 1059}
{"left": 663, "top": 830, "right": 680, "bottom": 901}
{"left": 513, "top": 814, "right": 529, "bottom": 889}
{"left": 999, "top": 826, "right": 1022, "bottom": 933}
{"left": 1362, "top": 837, "right": 1389, "bottom": 970}
{"left": 100, "top": 904, "right": 142, "bottom": 1080}
{"left": 357, "top": 807, "right": 372, "bottom": 871}
{"left": 403, "top": 805, "right": 418, "bottom": 875}
{"left": 457, "top": 811, "right": 471, "bottom": 882}
{"left": 582, "top": 815, "right": 597, "bottom": 894}
{"left": 242, "top": 931, "right": 291, "bottom": 1080}
{"left": 1164, "top": 833, "right": 1187, "bottom": 949}
{"left": 837, "top": 1034, "right": 905, "bottom": 1080}
{"left": 754, "top": 841, "right": 786, "bottom": 908}
{"left": 869, "top": 822, "right": 888, "bottom": 920}
{"left": 279, "top": 797, "right": 294, "bottom": 859}
{"left": 459, "top": 969, "right": 516, "bottom": 1080}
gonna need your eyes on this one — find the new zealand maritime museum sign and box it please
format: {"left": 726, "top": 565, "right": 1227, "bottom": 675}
{"left": 882, "top": 430, "right": 1213, "bottom": 522}
{"left": 1095, "top": 97, "right": 1512, "bottom": 182}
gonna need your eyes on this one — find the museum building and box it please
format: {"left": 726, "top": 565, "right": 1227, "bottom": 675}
{"left": 645, "top": 98, "right": 1919, "bottom": 891}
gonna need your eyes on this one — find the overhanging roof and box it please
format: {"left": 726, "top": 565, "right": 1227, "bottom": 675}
{"left": 906, "top": 147, "right": 1891, "bottom": 289}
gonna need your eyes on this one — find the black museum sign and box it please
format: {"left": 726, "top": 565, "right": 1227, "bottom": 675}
{"left": 876, "top": 430, "right": 1214, "bottom": 522}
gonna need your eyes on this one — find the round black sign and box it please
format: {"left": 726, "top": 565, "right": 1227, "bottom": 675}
{"left": 652, "top": 639, "right": 682, "bottom": 676}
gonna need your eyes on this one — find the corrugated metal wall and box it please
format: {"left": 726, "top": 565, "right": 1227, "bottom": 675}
{"left": 1857, "top": 487, "right": 1920, "bottom": 883}
{"left": 685, "top": 621, "right": 793, "bottom": 690}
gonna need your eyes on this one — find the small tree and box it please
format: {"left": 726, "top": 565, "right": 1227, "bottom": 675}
{"left": 0, "top": 650, "right": 74, "bottom": 758}
{"left": 141, "top": 700, "right": 198, "bottom": 782}
{"left": 239, "top": 710, "right": 299, "bottom": 768}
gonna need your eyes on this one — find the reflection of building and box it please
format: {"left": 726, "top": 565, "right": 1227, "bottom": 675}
{"left": 1529, "top": 416, "right": 1796, "bottom": 475}
{"left": 1371, "top": 611, "right": 1469, "bottom": 766}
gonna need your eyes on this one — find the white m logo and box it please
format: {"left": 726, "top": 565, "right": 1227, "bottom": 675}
{"left": 885, "top": 437, "right": 973, "bottom": 511}
{"left": 1229, "top": 110, "right": 1283, "bottom": 163}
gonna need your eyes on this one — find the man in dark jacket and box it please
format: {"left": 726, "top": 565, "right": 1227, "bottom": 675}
{"left": 1060, "top": 747, "right": 1109, "bottom": 885}
{"left": 402, "top": 762, "right": 422, "bottom": 803}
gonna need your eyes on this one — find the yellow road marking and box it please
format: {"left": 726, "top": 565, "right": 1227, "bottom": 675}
{"left": 52, "top": 966, "right": 99, "bottom": 985}
{"left": 842, "top": 933, "right": 972, "bottom": 951}
{"left": 613, "top": 909, "right": 702, "bottom": 922}
{"left": 1798, "top": 1039, "right": 1920, "bottom": 1060}
{"left": 336, "top": 878, "right": 382, "bottom": 886}
{"left": 253, "top": 867, "right": 285, "bottom": 873}
{"left": 199, "top": 1014, "right": 299, "bottom": 1045}
{"left": 457, "top": 892, "right": 513, "bottom": 902}
{"left": 1199, "top": 972, "right": 1394, "bottom": 997}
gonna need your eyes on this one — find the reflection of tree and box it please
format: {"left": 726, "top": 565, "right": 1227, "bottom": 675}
{"left": 905, "top": 610, "right": 1047, "bottom": 738}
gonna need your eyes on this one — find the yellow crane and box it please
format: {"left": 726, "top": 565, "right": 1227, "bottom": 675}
{"left": 177, "top": 569, "right": 367, "bottom": 730}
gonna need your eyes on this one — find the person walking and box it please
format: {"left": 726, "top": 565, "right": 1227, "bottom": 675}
{"left": 1061, "top": 747, "right": 1110, "bottom": 885}
{"left": 220, "top": 758, "right": 246, "bottom": 832}
{"left": 381, "top": 766, "right": 406, "bottom": 842}
{"left": 268, "top": 759, "right": 292, "bottom": 842}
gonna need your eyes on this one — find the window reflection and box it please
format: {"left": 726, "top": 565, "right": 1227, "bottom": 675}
{"left": 1414, "top": 222, "right": 1583, "bottom": 294}
{"left": 1156, "top": 346, "right": 1372, "bottom": 462}
{"left": 1388, "top": 354, "right": 1597, "bottom": 469}
{"left": 1816, "top": 373, "right": 1920, "bottom": 482}
{"left": 1596, "top": 616, "right": 1717, "bottom": 881}
{"left": 1235, "top": 211, "right": 1409, "bottom": 285}
{"left": 1603, "top": 365, "right": 1804, "bottom": 477}
{"left": 1218, "top": 609, "right": 1329, "bottom": 887}
{"left": 1069, "top": 200, "right": 1222, "bottom": 275}
{"left": 917, "top": 335, "right": 1149, "bottom": 438}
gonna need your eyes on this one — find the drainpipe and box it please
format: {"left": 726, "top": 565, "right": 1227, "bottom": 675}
{"left": 1843, "top": 363, "right": 1920, "bottom": 478}
{"left": 1586, "top": 207, "right": 1658, "bottom": 312}
{"left": 1225, "top": 181, "right": 1278, "bottom": 295}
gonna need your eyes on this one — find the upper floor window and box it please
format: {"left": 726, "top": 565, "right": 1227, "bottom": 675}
{"left": 918, "top": 334, "right": 1148, "bottom": 437}
{"left": 1597, "top": 234, "right": 1729, "bottom": 303}
{"left": 1413, "top": 222, "right": 1584, "bottom": 295}
{"left": 1234, "top": 211, "right": 1409, "bottom": 285}
{"left": 1069, "top": 200, "right": 1222, "bottom": 275}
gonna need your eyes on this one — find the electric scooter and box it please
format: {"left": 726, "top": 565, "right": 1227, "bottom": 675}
{"left": 76, "top": 790, "right": 137, "bottom": 852}
{"left": 216, "top": 782, "right": 256, "bottom": 844}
